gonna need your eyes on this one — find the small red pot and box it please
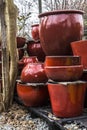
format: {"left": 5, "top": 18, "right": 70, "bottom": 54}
{"left": 71, "top": 40, "right": 87, "bottom": 69}
{"left": 27, "top": 40, "right": 45, "bottom": 62}
{"left": 21, "top": 62, "right": 48, "bottom": 83}
{"left": 48, "top": 81, "right": 86, "bottom": 117}
{"left": 17, "top": 37, "right": 26, "bottom": 48}
{"left": 17, "top": 81, "right": 49, "bottom": 106}
{"left": 31, "top": 24, "right": 40, "bottom": 41}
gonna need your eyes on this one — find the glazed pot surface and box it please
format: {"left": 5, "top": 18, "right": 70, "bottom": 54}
{"left": 39, "top": 10, "right": 84, "bottom": 55}
{"left": 48, "top": 81, "right": 86, "bottom": 117}
{"left": 31, "top": 24, "right": 40, "bottom": 41}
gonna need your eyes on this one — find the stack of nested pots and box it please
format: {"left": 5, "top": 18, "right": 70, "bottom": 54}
{"left": 26, "top": 24, "right": 46, "bottom": 62}
{"left": 44, "top": 56, "right": 87, "bottom": 118}
{"left": 38, "top": 9, "right": 87, "bottom": 118}
{"left": 16, "top": 60, "right": 49, "bottom": 107}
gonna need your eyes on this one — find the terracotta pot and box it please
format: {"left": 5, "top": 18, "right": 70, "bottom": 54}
{"left": 38, "top": 10, "right": 84, "bottom": 55}
{"left": 71, "top": 40, "right": 87, "bottom": 69}
{"left": 18, "top": 48, "right": 24, "bottom": 60}
{"left": 17, "top": 37, "right": 26, "bottom": 48}
{"left": 27, "top": 40, "right": 45, "bottom": 62}
{"left": 45, "top": 65, "right": 83, "bottom": 82}
{"left": 45, "top": 56, "right": 81, "bottom": 66}
{"left": 21, "top": 62, "right": 48, "bottom": 83}
{"left": 17, "top": 81, "right": 49, "bottom": 106}
{"left": 48, "top": 81, "right": 86, "bottom": 117}
{"left": 31, "top": 24, "right": 40, "bottom": 41}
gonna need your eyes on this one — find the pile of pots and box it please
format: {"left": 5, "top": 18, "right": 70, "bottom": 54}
{"left": 16, "top": 9, "right": 87, "bottom": 118}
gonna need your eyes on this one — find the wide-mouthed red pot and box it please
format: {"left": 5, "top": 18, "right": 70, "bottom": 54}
{"left": 71, "top": 40, "right": 87, "bottom": 69}
{"left": 18, "top": 48, "right": 24, "bottom": 60}
{"left": 38, "top": 10, "right": 84, "bottom": 55}
{"left": 27, "top": 40, "right": 45, "bottom": 62}
{"left": 45, "top": 56, "right": 81, "bottom": 66}
{"left": 17, "top": 81, "right": 49, "bottom": 106}
{"left": 31, "top": 24, "right": 40, "bottom": 41}
{"left": 45, "top": 65, "right": 83, "bottom": 82}
{"left": 48, "top": 81, "right": 86, "bottom": 117}
{"left": 21, "top": 62, "right": 48, "bottom": 83}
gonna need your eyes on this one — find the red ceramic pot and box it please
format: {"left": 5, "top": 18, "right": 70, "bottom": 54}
{"left": 45, "top": 65, "right": 83, "bottom": 81}
{"left": 18, "top": 56, "right": 38, "bottom": 71}
{"left": 38, "top": 10, "right": 84, "bottom": 55}
{"left": 71, "top": 40, "right": 87, "bottom": 69}
{"left": 18, "top": 48, "right": 24, "bottom": 60}
{"left": 17, "top": 81, "right": 49, "bottom": 106}
{"left": 17, "top": 37, "right": 26, "bottom": 48}
{"left": 31, "top": 24, "right": 40, "bottom": 41}
{"left": 27, "top": 40, "right": 45, "bottom": 62}
{"left": 21, "top": 62, "right": 48, "bottom": 83}
{"left": 45, "top": 56, "right": 81, "bottom": 66}
{"left": 48, "top": 81, "right": 86, "bottom": 117}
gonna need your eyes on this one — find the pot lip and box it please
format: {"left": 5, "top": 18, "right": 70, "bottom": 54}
{"left": 71, "top": 40, "right": 87, "bottom": 44}
{"left": 45, "top": 64, "right": 83, "bottom": 69}
{"left": 38, "top": 9, "right": 84, "bottom": 18}
{"left": 31, "top": 23, "right": 39, "bottom": 27}
{"left": 48, "top": 80, "right": 87, "bottom": 85}
{"left": 45, "top": 55, "right": 80, "bottom": 58}
{"left": 16, "top": 80, "right": 46, "bottom": 86}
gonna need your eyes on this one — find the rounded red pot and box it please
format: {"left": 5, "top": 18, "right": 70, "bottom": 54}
{"left": 31, "top": 24, "right": 40, "bottom": 41}
{"left": 21, "top": 62, "right": 48, "bottom": 83}
{"left": 17, "top": 81, "right": 49, "bottom": 106}
{"left": 27, "top": 40, "right": 45, "bottom": 62}
{"left": 17, "top": 37, "right": 26, "bottom": 48}
{"left": 45, "top": 56, "right": 81, "bottom": 66}
{"left": 48, "top": 81, "right": 86, "bottom": 117}
{"left": 71, "top": 40, "right": 87, "bottom": 69}
{"left": 38, "top": 10, "right": 84, "bottom": 55}
{"left": 45, "top": 65, "right": 83, "bottom": 82}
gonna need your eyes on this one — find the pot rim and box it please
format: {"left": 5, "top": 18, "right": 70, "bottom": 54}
{"left": 16, "top": 80, "right": 46, "bottom": 87}
{"left": 38, "top": 9, "right": 84, "bottom": 18}
{"left": 71, "top": 40, "right": 87, "bottom": 44}
{"left": 31, "top": 24, "right": 39, "bottom": 27}
{"left": 48, "top": 80, "right": 87, "bottom": 85}
{"left": 45, "top": 55, "right": 80, "bottom": 58}
{"left": 45, "top": 64, "right": 83, "bottom": 68}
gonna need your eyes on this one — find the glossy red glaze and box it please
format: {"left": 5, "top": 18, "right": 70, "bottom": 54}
{"left": 39, "top": 10, "right": 84, "bottom": 55}
{"left": 31, "top": 24, "right": 40, "bottom": 41}
{"left": 18, "top": 56, "right": 38, "bottom": 70}
{"left": 17, "top": 37, "right": 26, "bottom": 48}
{"left": 45, "top": 56, "right": 81, "bottom": 66}
{"left": 17, "top": 82, "right": 49, "bottom": 106}
{"left": 18, "top": 48, "right": 24, "bottom": 60}
{"left": 45, "top": 65, "right": 83, "bottom": 81}
{"left": 21, "top": 63, "right": 48, "bottom": 83}
{"left": 71, "top": 40, "right": 87, "bottom": 69}
{"left": 27, "top": 40, "right": 45, "bottom": 62}
{"left": 48, "top": 81, "right": 86, "bottom": 117}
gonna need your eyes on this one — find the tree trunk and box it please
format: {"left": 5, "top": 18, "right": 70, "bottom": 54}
{"left": 0, "top": 0, "right": 18, "bottom": 111}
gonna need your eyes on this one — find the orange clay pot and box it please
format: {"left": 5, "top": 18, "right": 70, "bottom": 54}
{"left": 17, "top": 81, "right": 49, "bottom": 106}
{"left": 71, "top": 40, "right": 87, "bottom": 69}
{"left": 48, "top": 81, "right": 87, "bottom": 118}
